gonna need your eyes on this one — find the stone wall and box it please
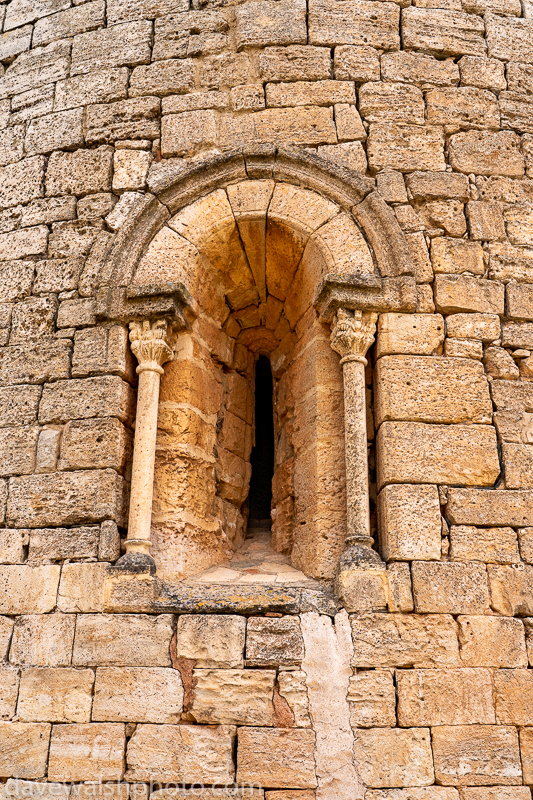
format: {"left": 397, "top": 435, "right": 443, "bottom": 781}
{"left": 2, "top": 0, "right": 533, "bottom": 797}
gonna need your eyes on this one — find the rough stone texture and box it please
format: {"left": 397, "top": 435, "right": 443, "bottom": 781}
{"left": 191, "top": 669, "right": 276, "bottom": 725}
{"left": 176, "top": 615, "right": 246, "bottom": 668}
{"left": 47, "top": 723, "right": 126, "bottom": 781}
{"left": 73, "top": 614, "right": 173, "bottom": 666}
{"left": 17, "top": 667, "right": 94, "bottom": 723}
{"left": 449, "top": 526, "right": 520, "bottom": 563}
{"left": 347, "top": 669, "right": 396, "bottom": 728}
{"left": 458, "top": 615, "right": 528, "bottom": 667}
{"left": 352, "top": 728, "right": 434, "bottom": 788}
{"left": 411, "top": 562, "right": 490, "bottom": 614}
{"left": 432, "top": 725, "right": 522, "bottom": 786}
{"left": 246, "top": 617, "right": 304, "bottom": 666}
{"left": 488, "top": 564, "right": 533, "bottom": 616}
{"left": 0, "top": 565, "right": 60, "bottom": 614}
{"left": 10, "top": 614, "right": 76, "bottom": 666}
{"left": 0, "top": 722, "right": 51, "bottom": 779}
{"left": 93, "top": 667, "right": 183, "bottom": 723}
{"left": 376, "top": 314, "right": 445, "bottom": 357}
{"left": 236, "top": 728, "right": 317, "bottom": 789}
{"left": 351, "top": 614, "right": 460, "bottom": 668}
{"left": 377, "top": 484, "right": 442, "bottom": 562}
{"left": 396, "top": 669, "right": 495, "bottom": 726}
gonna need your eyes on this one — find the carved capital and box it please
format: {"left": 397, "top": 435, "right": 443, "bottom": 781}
{"left": 330, "top": 308, "right": 377, "bottom": 365}
{"left": 129, "top": 318, "right": 173, "bottom": 375}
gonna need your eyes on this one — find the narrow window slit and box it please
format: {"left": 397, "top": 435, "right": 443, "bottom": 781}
{"left": 247, "top": 355, "right": 275, "bottom": 534}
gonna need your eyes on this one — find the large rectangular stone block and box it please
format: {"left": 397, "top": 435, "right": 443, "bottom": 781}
{"left": 57, "top": 562, "right": 108, "bottom": 614}
{"left": 126, "top": 724, "right": 236, "bottom": 784}
{"left": 446, "top": 313, "right": 501, "bottom": 341}
{"left": 0, "top": 41, "right": 70, "bottom": 100}
{"left": 376, "top": 314, "right": 445, "bottom": 358}
{"left": 0, "top": 226, "right": 48, "bottom": 260}
{"left": 73, "top": 614, "right": 173, "bottom": 667}
{"left": 0, "top": 666, "right": 19, "bottom": 721}
{"left": 0, "top": 260, "right": 34, "bottom": 304}
{"left": 219, "top": 107, "right": 338, "bottom": 150}
{"left": 488, "top": 564, "right": 533, "bottom": 616}
{"left": 55, "top": 69, "right": 129, "bottom": 113}
{"left": 426, "top": 87, "right": 499, "bottom": 129}
{"left": 0, "top": 722, "right": 51, "bottom": 778}
{"left": 501, "top": 443, "right": 533, "bottom": 489}
{"left": 25, "top": 109, "right": 84, "bottom": 156}
{"left": 448, "top": 131, "right": 524, "bottom": 177}
{"left": 381, "top": 51, "right": 460, "bottom": 89}
{"left": 520, "top": 728, "right": 533, "bottom": 784}
{"left": 0, "top": 617, "right": 13, "bottom": 661}
{"left": 377, "top": 484, "right": 442, "bottom": 561}
{"left": 191, "top": 669, "right": 276, "bottom": 726}
{"left": 0, "top": 425, "right": 38, "bottom": 476}
{"left": 48, "top": 723, "right": 126, "bottom": 781}
{"left": 0, "top": 565, "right": 60, "bottom": 614}
{"left": 85, "top": 97, "right": 160, "bottom": 144}
{"left": 411, "top": 562, "right": 490, "bottom": 614}
{"left": 367, "top": 124, "right": 445, "bottom": 172}
{"left": 236, "top": 728, "right": 316, "bottom": 789}
{"left": 352, "top": 728, "right": 434, "bottom": 788}
{"left": 377, "top": 422, "right": 500, "bottom": 489}
{"left": 4, "top": 0, "right": 70, "bottom": 30}
{"left": 246, "top": 617, "right": 304, "bottom": 667}
{"left": 17, "top": 667, "right": 94, "bottom": 723}
{"left": 28, "top": 526, "right": 99, "bottom": 563}
{"left": 351, "top": 613, "right": 460, "bottom": 668}
{"left": 260, "top": 45, "right": 332, "bottom": 82}
{"left": 359, "top": 82, "right": 425, "bottom": 125}
{"left": 449, "top": 525, "right": 520, "bottom": 563}
{"left": 432, "top": 725, "right": 521, "bottom": 786}
{"left": 0, "top": 156, "right": 44, "bottom": 211}
{"left": 375, "top": 356, "right": 492, "bottom": 426}
{"left": 489, "top": 242, "right": 533, "bottom": 283}
{"left": 46, "top": 146, "right": 113, "bottom": 197}
{"left": 435, "top": 275, "right": 504, "bottom": 315}
{"left": 107, "top": 0, "right": 188, "bottom": 25}
{"left": 431, "top": 237, "right": 484, "bottom": 276}
{"left": 486, "top": 15, "right": 533, "bottom": 63}
{"left": 10, "top": 614, "right": 76, "bottom": 666}
{"left": 235, "top": 0, "right": 307, "bottom": 48}
{"left": 397, "top": 669, "right": 495, "bottom": 726}
{"left": 494, "top": 669, "right": 533, "bottom": 725}
{"left": 71, "top": 21, "right": 152, "bottom": 75}
{"left": 447, "top": 488, "right": 533, "bottom": 527}
{"left": 266, "top": 79, "right": 356, "bottom": 108}
{"left": 347, "top": 669, "right": 396, "bottom": 728}
{"left": 0, "top": 341, "right": 71, "bottom": 387}
{"left": 93, "top": 667, "right": 183, "bottom": 723}
{"left": 458, "top": 615, "right": 527, "bottom": 667}
{"left": 507, "top": 283, "right": 533, "bottom": 321}
{"left": 308, "top": 0, "right": 400, "bottom": 49}
{"left": 401, "top": 7, "right": 486, "bottom": 56}
{"left": 177, "top": 614, "right": 246, "bottom": 668}
{"left": 39, "top": 376, "right": 135, "bottom": 425}
{"left": 59, "top": 418, "right": 131, "bottom": 472}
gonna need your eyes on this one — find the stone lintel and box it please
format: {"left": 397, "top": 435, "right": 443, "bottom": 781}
{"left": 314, "top": 273, "right": 418, "bottom": 322}
{"left": 94, "top": 282, "right": 196, "bottom": 327}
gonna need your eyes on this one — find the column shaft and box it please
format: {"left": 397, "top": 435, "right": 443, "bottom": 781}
{"left": 342, "top": 357, "right": 371, "bottom": 548}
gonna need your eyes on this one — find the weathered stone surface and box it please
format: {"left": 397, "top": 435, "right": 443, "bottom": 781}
{"left": 459, "top": 56, "right": 506, "bottom": 91}
{"left": 34, "top": 1, "right": 105, "bottom": 48}
{"left": 377, "top": 422, "right": 500, "bottom": 489}
{"left": 431, "top": 237, "right": 483, "bottom": 276}
{"left": 493, "top": 669, "right": 533, "bottom": 725}
{"left": 0, "top": 424, "right": 38, "bottom": 476}
{"left": 334, "top": 45, "right": 380, "bottom": 82}
{"left": 0, "top": 666, "right": 19, "bottom": 720}
{"left": 447, "top": 488, "right": 533, "bottom": 527}
{"left": 0, "top": 157, "right": 45, "bottom": 212}
{"left": 446, "top": 313, "right": 501, "bottom": 341}
{"left": 0, "top": 616, "right": 13, "bottom": 661}
{"left": 267, "top": 80, "right": 356, "bottom": 109}
{"left": 352, "top": 728, "right": 434, "bottom": 788}
{"left": 28, "top": 526, "right": 99, "bottom": 563}
{"left": 46, "top": 147, "right": 113, "bottom": 197}
{"left": 359, "top": 83, "right": 424, "bottom": 125}
{"left": 0, "top": 226, "right": 49, "bottom": 260}
{"left": 191, "top": 669, "right": 276, "bottom": 725}
{"left": 48, "top": 723, "right": 126, "bottom": 781}
{"left": 237, "top": 727, "right": 317, "bottom": 789}
{"left": 57, "top": 562, "right": 108, "bottom": 613}
{"left": 500, "top": 443, "right": 533, "bottom": 489}
{"left": 86, "top": 97, "right": 160, "bottom": 144}
{"left": 381, "top": 52, "right": 459, "bottom": 89}
{"left": 246, "top": 616, "right": 304, "bottom": 666}
{"left": 432, "top": 725, "right": 522, "bottom": 786}
{"left": 107, "top": 0, "right": 188, "bottom": 25}
{"left": 7, "top": 470, "right": 126, "bottom": 528}
{"left": 435, "top": 275, "right": 504, "bottom": 315}
{"left": 39, "top": 376, "right": 135, "bottom": 425}
{"left": 378, "top": 484, "right": 441, "bottom": 562}
{"left": 222, "top": 108, "right": 338, "bottom": 150}
{"left": 411, "top": 561, "right": 490, "bottom": 614}
{"left": 59, "top": 418, "right": 130, "bottom": 472}
{"left": 0, "top": 260, "right": 34, "bottom": 303}
{"left": 0, "top": 340, "right": 71, "bottom": 388}
{"left": 351, "top": 614, "right": 460, "bottom": 668}
{"left": 309, "top": 0, "right": 400, "bottom": 49}
{"left": 260, "top": 45, "right": 332, "bottom": 82}
{"left": 176, "top": 614, "right": 246, "bottom": 668}
{"left": 10, "top": 614, "right": 76, "bottom": 666}
{"left": 0, "top": 722, "right": 51, "bottom": 779}
{"left": 426, "top": 87, "right": 499, "bottom": 130}
{"left": 375, "top": 356, "right": 492, "bottom": 426}
{"left": 112, "top": 149, "right": 152, "bottom": 192}
{"left": 347, "top": 669, "right": 396, "bottom": 728}
{"left": 507, "top": 283, "right": 533, "bottom": 321}
{"left": 0, "top": 41, "right": 70, "bottom": 100}
{"left": 0, "top": 529, "right": 26, "bottom": 564}
{"left": 401, "top": 8, "right": 486, "bottom": 57}
{"left": 486, "top": 15, "right": 533, "bottom": 62}
{"left": 0, "top": 565, "right": 60, "bottom": 614}
{"left": 367, "top": 124, "right": 445, "bottom": 172}
{"left": 93, "top": 667, "right": 183, "bottom": 723}
{"left": 458, "top": 615, "right": 527, "bottom": 667}
{"left": 488, "top": 564, "right": 533, "bottom": 616}
{"left": 73, "top": 614, "right": 173, "bottom": 666}
{"left": 449, "top": 131, "right": 524, "bottom": 176}
{"left": 467, "top": 201, "right": 506, "bottom": 240}
{"left": 449, "top": 526, "right": 520, "bottom": 562}
{"left": 126, "top": 724, "right": 236, "bottom": 783}
{"left": 376, "top": 314, "right": 445, "bottom": 358}
{"left": 71, "top": 21, "right": 152, "bottom": 75}
{"left": 17, "top": 667, "right": 94, "bottom": 723}
{"left": 520, "top": 728, "right": 533, "bottom": 783}
{"left": 25, "top": 109, "right": 84, "bottom": 156}
{"left": 235, "top": 0, "right": 307, "bottom": 48}
{"left": 0, "top": 26, "right": 32, "bottom": 62}
{"left": 397, "top": 669, "right": 494, "bottom": 726}
{"left": 366, "top": 791, "right": 460, "bottom": 800}
{"left": 277, "top": 670, "right": 310, "bottom": 728}
{"left": 489, "top": 242, "right": 533, "bottom": 283}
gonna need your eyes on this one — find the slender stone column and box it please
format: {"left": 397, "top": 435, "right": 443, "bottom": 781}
{"left": 122, "top": 318, "right": 173, "bottom": 565}
{"left": 330, "top": 308, "right": 391, "bottom": 611}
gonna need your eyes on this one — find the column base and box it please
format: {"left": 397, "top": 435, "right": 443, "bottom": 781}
{"left": 114, "top": 551, "right": 156, "bottom": 572}
{"left": 336, "top": 566, "right": 394, "bottom": 613}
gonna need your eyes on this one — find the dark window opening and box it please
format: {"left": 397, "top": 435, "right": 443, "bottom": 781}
{"left": 248, "top": 355, "right": 275, "bottom": 528}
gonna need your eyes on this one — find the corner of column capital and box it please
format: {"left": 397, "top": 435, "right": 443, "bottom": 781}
{"left": 129, "top": 317, "right": 174, "bottom": 374}
{"left": 330, "top": 307, "right": 378, "bottom": 362}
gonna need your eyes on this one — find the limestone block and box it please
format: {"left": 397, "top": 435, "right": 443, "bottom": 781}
{"left": 396, "top": 668, "right": 495, "bottom": 726}
{"left": 448, "top": 131, "right": 524, "bottom": 176}
{"left": 0, "top": 616, "right": 13, "bottom": 660}
{"left": 107, "top": 0, "right": 188, "bottom": 24}
{"left": 459, "top": 56, "right": 506, "bottom": 91}
{"left": 0, "top": 529, "right": 26, "bottom": 564}
{"left": 33, "top": 0, "right": 102, "bottom": 44}
{"left": 0, "top": 226, "right": 48, "bottom": 260}
{"left": 484, "top": 347, "right": 520, "bottom": 380}
{"left": 73, "top": 614, "right": 173, "bottom": 667}
{"left": 191, "top": 669, "right": 276, "bottom": 726}
{"left": 48, "top": 723, "right": 125, "bottom": 781}
{"left": 375, "top": 356, "right": 492, "bottom": 426}
{"left": 460, "top": 790, "right": 531, "bottom": 800}
{"left": 71, "top": 21, "right": 151, "bottom": 75}
{"left": 507, "top": 63, "right": 533, "bottom": 94}
{"left": 0, "top": 565, "right": 59, "bottom": 614}
{"left": 508, "top": 284, "right": 533, "bottom": 322}
{"left": 318, "top": 141, "right": 368, "bottom": 172}
{"left": 153, "top": 9, "right": 229, "bottom": 61}
{"left": 347, "top": 669, "right": 396, "bottom": 728}
{"left": 277, "top": 671, "right": 310, "bottom": 727}
{"left": 28, "top": 526, "right": 99, "bottom": 563}
{"left": 376, "top": 314, "right": 445, "bottom": 358}
{"left": 486, "top": 14, "right": 533, "bottom": 62}
{"left": 351, "top": 613, "right": 460, "bottom": 668}
{"left": 0, "top": 425, "right": 38, "bottom": 476}
{"left": 432, "top": 725, "right": 521, "bottom": 786}
{"left": 367, "top": 124, "right": 446, "bottom": 172}
{"left": 17, "top": 667, "right": 94, "bottom": 723}
{"left": 426, "top": 87, "right": 499, "bottom": 129}
{"left": 492, "top": 669, "right": 533, "bottom": 724}
{"left": 459, "top": 615, "right": 527, "bottom": 667}
{"left": 112, "top": 150, "right": 152, "bottom": 193}
{"left": 488, "top": 564, "right": 533, "bottom": 616}
{"left": 404, "top": 233, "right": 432, "bottom": 283}
{"left": 334, "top": 45, "right": 380, "bottom": 82}
{"left": 7, "top": 470, "right": 126, "bottom": 528}
{"left": 32, "top": 257, "right": 84, "bottom": 294}
{"left": 10, "top": 614, "right": 76, "bottom": 666}
{"left": 0, "top": 667, "right": 19, "bottom": 720}
{"left": 77, "top": 194, "right": 117, "bottom": 223}
{"left": 86, "top": 97, "right": 160, "bottom": 144}
{"left": 401, "top": 7, "right": 486, "bottom": 56}
{"left": 267, "top": 80, "right": 355, "bottom": 108}
{"left": 0, "top": 722, "right": 51, "bottom": 779}
{"left": 381, "top": 52, "right": 460, "bottom": 89}
{"left": 359, "top": 82, "right": 425, "bottom": 125}
{"left": 377, "top": 421, "right": 500, "bottom": 489}
{"left": 467, "top": 201, "right": 506, "bottom": 240}
{"left": 129, "top": 59, "right": 194, "bottom": 99}
{"left": 450, "top": 526, "right": 519, "bottom": 562}
{"left": 377, "top": 171, "right": 408, "bottom": 204}
{"left": 93, "top": 667, "right": 183, "bottom": 723}
{"left": 430, "top": 238, "right": 484, "bottom": 277}
{"left": 0, "top": 260, "right": 34, "bottom": 303}
{"left": 366, "top": 791, "right": 460, "bottom": 800}
{"left": 502, "top": 322, "right": 533, "bottom": 349}
{"left": 197, "top": 52, "right": 252, "bottom": 90}
{"left": 57, "top": 563, "right": 109, "bottom": 613}
{"left": 0, "top": 41, "right": 70, "bottom": 100}
{"left": 25, "top": 109, "right": 84, "bottom": 157}
{"left": 387, "top": 563, "right": 414, "bottom": 613}
{"left": 39, "top": 377, "right": 135, "bottom": 425}
{"left": 57, "top": 298, "right": 96, "bottom": 329}
{"left": 46, "top": 146, "right": 113, "bottom": 197}
{"left": 377, "top": 484, "right": 442, "bottom": 561}
{"left": 54, "top": 68, "right": 129, "bottom": 113}
{"left": 126, "top": 724, "right": 236, "bottom": 783}
{"left": 0, "top": 340, "right": 71, "bottom": 388}
{"left": 436, "top": 275, "right": 504, "bottom": 315}
{"left": 489, "top": 242, "right": 533, "bottom": 283}
{"left": 35, "top": 427, "right": 64, "bottom": 473}
{"left": 0, "top": 25, "right": 32, "bottom": 61}
{"left": 161, "top": 110, "right": 217, "bottom": 157}
{"left": 501, "top": 443, "right": 533, "bottom": 488}
{"left": 352, "top": 728, "right": 434, "bottom": 788}
{"left": 260, "top": 45, "right": 332, "bottom": 82}
{"left": 59, "top": 418, "right": 130, "bottom": 473}
{"left": 520, "top": 727, "right": 533, "bottom": 783}
{"left": 72, "top": 326, "right": 133, "bottom": 381}
{"left": 177, "top": 614, "right": 246, "bottom": 668}
{"left": 446, "top": 313, "right": 501, "bottom": 342}
{"left": 218, "top": 107, "right": 337, "bottom": 149}
{"left": 235, "top": 0, "right": 306, "bottom": 48}
{"left": 503, "top": 204, "right": 533, "bottom": 247}
{"left": 308, "top": 0, "right": 400, "bottom": 49}
{"left": 4, "top": 0, "right": 69, "bottom": 29}
{"left": 246, "top": 617, "right": 304, "bottom": 667}
{"left": 448, "top": 488, "right": 533, "bottom": 527}
{"left": 237, "top": 728, "right": 316, "bottom": 789}
{"left": 445, "top": 338, "right": 483, "bottom": 358}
